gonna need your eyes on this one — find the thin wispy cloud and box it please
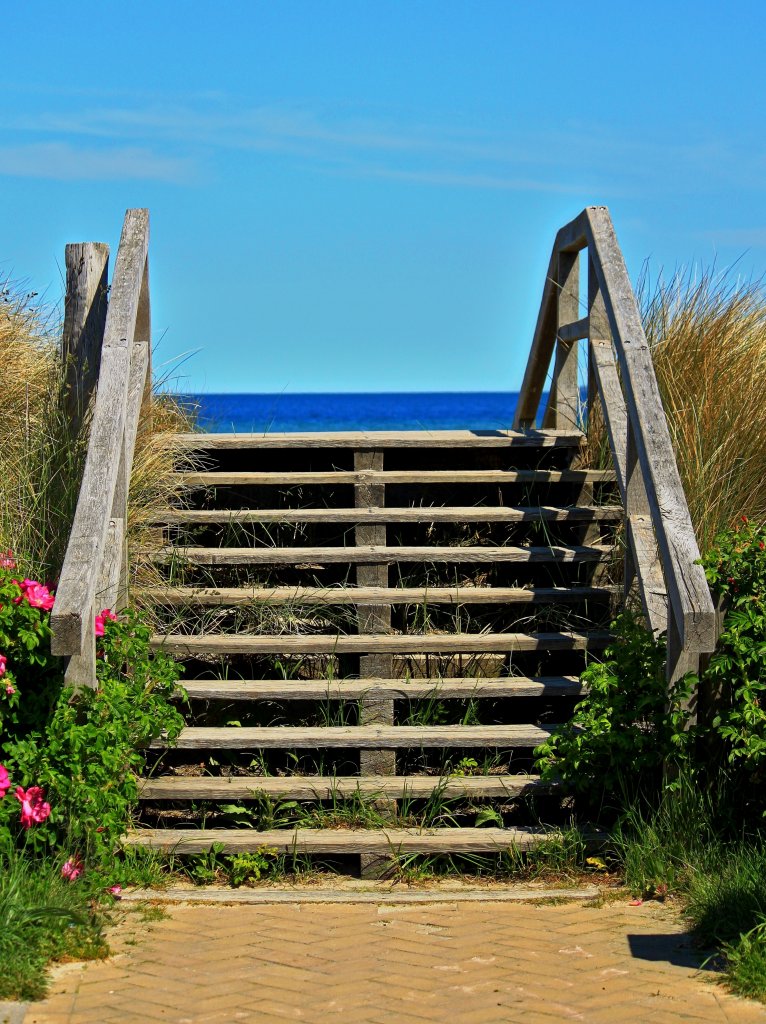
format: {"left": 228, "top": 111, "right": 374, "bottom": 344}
{"left": 1, "top": 93, "right": 761, "bottom": 197}
{"left": 0, "top": 141, "right": 196, "bottom": 183}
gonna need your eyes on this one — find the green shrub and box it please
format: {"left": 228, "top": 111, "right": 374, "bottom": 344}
{"left": 699, "top": 517, "right": 766, "bottom": 776}
{"left": 533, "top": 612, "right": 692, "bottom": 806}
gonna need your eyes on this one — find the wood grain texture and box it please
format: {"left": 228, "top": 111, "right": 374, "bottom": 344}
{"left": 150, "top": 723, "right": 554, "bottom": 750}
{"left": 52, "top": 209, "right": 150, "bottom": 660}
{"left": 145, "top": 543, "right": 613, "bottom": 566}
{"left": 557, "top": 317, "right": 590, "bottom": 342}
{"left": 155, "top": 504, "right": 623, "bottom": 525}
{"left": 150, "top": 630, "right": 611, "bottom": 656}
{"left": 179, "top": 675, "right": 584, "bottom": 700}
{"left": 122, "top": 826, "right": 557, "bottom": 854}
{"left": 175, "top": 469, "right": 617, "bottom": 487}
{"left": 169, "top": 429, "right": 584, "bottom": 449}
{"left": 62, "top": 242, "right": 109, "bottom": 427}
{"left": 138, "top": 774, "right": 554, "bottom": 800}
{"left": 543, "top": 250, "right": 580, "bottom": 430}
{"left": 584, "top": 206, "right": 715, "bottom": 651}
{"left": 137, "top": 584, "right": 616, "bottom": 606}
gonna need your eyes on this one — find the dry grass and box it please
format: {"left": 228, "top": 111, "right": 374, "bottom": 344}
{"left": 580, "top": 268, "right": 766, "bottom": 552}
{"left": 642, "top": 268, "right": 766, "bottom": 550}
{"left": 0, "top": 280, "right": 195, "bottom": 580}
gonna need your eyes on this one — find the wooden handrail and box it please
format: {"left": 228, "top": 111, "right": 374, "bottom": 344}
{"left": 514, "top": 206, "right": 717, "bottom": 689}
{"left": 51, "top": 209, "right": 151, "bottom": 688}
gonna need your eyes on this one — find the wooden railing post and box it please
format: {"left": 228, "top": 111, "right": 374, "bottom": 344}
{"left": 52, "top": 210, "right": 150, "bottom": 688}
{"left": 544, "top": 252, "right": 580, "bottom": 430}
{"left": 62, "top": 243, "right": 109, "bottom": 431}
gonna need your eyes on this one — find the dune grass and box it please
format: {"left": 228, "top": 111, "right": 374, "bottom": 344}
{"left": 0, "top": 280, "right": 194, "bottom": 582}
{"left": 642, "top": 268, "right": 766, "bottom": 546}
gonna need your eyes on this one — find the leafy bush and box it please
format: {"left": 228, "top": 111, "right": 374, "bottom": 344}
{"left": 699, "top": 517, "right": 766, "bottom": 774}
{"left": 0, "top": 560, "right": 185, "bottom": 864}
{"left": 533, "top": 612, "right": 692, "bottom": 806}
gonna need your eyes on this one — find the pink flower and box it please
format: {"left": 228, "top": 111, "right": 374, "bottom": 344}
{"left": 95, "top": 608, "right": 118, "bottom": 637}
{"left": 0, "top": 550, "right": 16, "bottom": 569}
{"left": 5, "top": 684, "right": 14, "bottom": 696}
{"left": 0, "top": 765, "right": 10, "bottom": 798}
{"left": 15, "top": 785, "right": 51, "bottom": 829}
{"left": 108, "top": 885, "right": 122, "bottom": 898}
{"left": 12, "top": 579, "right": 55, "bottom": 612}
{"left": 23, "top": 582, "right": 55, "bottom": 612}
{"left": 61, "top": 857, "right": 83, "bottom": 882}
{"left": 0, "top": 654, "right": 6, "bottom": 677}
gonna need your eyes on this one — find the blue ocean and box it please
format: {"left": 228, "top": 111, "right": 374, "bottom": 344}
{"left": 178, "top": 392, "right": 540, "bottom": 433}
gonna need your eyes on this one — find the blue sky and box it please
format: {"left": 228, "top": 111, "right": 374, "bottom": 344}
{"left": 2, "top": 2, "right": 765, "bottom": 393}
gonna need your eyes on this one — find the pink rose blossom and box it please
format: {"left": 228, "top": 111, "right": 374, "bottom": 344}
{"left": 0, "top": 654, "right": 6, "bottom": 677}
{"left": 0, "top": 550, "right": 16, "bottom": 569}
{"left": 15, "top": 785, "right": 51, "bottom": 829}
{"left": 61, "top": 857, "right": 84, "bottom": 882}
{"left": 5, "top": 684, "right": 14, "bottom": 696}
{"left": 95, "top": 608, "right": 118, "bottom": 637}
{"left": 108, "top": 885, "right": 122, "bottom": 899}
{"left": 0, "top": 765, "right": 10, "bottom": 798}
{"left": 13, "top": 579, "right": 55, "bottom": 612}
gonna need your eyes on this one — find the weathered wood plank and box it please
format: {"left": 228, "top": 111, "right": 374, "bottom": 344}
{"left": 169, "top": 429, "right": 584, "bottom": 450}
{"left": 557, "top": 317, "right": 589, "bottom": 343}
{"left": 584, "top": 206, "right": 715, "bottom": 651}
{"left": 150, "top": 630, "right": 610, "bottom": 656}
{"left": 138, "top": 774, "right": 554, "bottom": 800}
{"left": 155, "top": 505, "right": 623, "bottom": 525}
{"left": 95, "top": 516, "right": 125, "bottom": 613}
{"left": 543, "top": 251, "right": 580, "bottom": 430}
{"left": 150, "top": 723, "right": 554, "bottom": 750}
{"left": 175, "top": 469, "right": 617, "bottom": 487}
{"left": 137, "top": 584, "right": 616, "bottom": 606}
{"left": 123, "top": 826, "right": 558, "bottom": 854}
{"left": 179, "top": 675, "right": 584, "bottom": 700}
{"left": 61, "top": 242, "right": 109, "bottom": 428}
{"left": 626, "top": 515, "right": 669, "bottom": 635}
{"left": 145, "top": 543, "right": 613, "bottom": 566}
{"left": 52, "top": 209, "right": 150, "bottom": 660}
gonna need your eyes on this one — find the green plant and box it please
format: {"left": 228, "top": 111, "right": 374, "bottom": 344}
{"left": 2, "top": 605, "right": 185, "bottom": 863}
{"left": 533, "top": 612, "right": 693, "bottom": 806}
{"left": 0, "top": 844, "right": 108, "bottom": 1000}
{"left": 228, "top": 847, "right": 278, "bottom": 886}
{"left": 699, "top": 518, "right": 766, "bottom": 774}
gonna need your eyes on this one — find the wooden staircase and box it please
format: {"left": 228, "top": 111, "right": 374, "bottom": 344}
{"left": 124, "top": 427, "right": 619, "bottom": 869}
{"left": 50, "top": 206, "right": 718, "bottom": 877}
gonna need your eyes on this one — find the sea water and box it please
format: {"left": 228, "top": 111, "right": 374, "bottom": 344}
{"left": 175, "top": 392, "right": 543, "bottom": 433}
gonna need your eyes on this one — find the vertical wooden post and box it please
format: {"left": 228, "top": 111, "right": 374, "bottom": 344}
{"left": 354, "top": 449, "right": 395, "bottom": 877}
{"left": 545, "top": 252, "right": 580, "bottom": 430}
{"left": 135, "top": 255, "right": 153, "bottom": 421}
{"left": 62, "top": 243, "right": 110, "bottom": 430}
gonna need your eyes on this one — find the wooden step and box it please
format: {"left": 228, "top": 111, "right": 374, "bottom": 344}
{"left": 150, "top": 724, "right": 553, "bottom": 750}
{"left": 176, "top": 469, "right": 616, "bottom": 487}
{"left": 156, "top": 505, "right": 623, "bottom": 525}
{"left": 145, "top": 543, "right": 614, "bottom": 566}
{"left": 170, "top": 429, "right": 584, "bottom": 450}
{"left": 139, "top": 584, "right": 617, "bottom": 607}
{"left": 151, "top": 630, "right": 610, "bottom": 656}
{"left": 180, "top": 675, "right": 583, "bottom": 700}
{"left": 138, "top": 773, "right": 554, "bottom": 800}
{"left": 122, "top": 826, "right": 560, "bottom": 854}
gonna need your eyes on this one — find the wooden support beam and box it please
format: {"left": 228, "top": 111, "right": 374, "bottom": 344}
{"left": 61, "top": 242, "right": 109, "bottom": 430}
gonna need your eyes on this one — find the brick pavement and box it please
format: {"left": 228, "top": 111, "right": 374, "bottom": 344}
{"left": 24, "top": 897, "right": 764, "bottom": 1024}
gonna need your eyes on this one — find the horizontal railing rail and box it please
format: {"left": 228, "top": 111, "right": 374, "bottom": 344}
{"left": 514, "top": 206, "right": 717, "bottom": 692}
{"left": 51, "top": 209, "right": 151, "bottom": 688}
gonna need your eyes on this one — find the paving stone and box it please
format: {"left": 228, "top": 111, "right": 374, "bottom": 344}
{"left": 23, "top": 899, "right": 766, "bottom": 1023}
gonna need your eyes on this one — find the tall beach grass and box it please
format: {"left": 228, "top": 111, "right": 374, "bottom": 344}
{"left": 642, "top": 268, "right": 766, "bottom": 548}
